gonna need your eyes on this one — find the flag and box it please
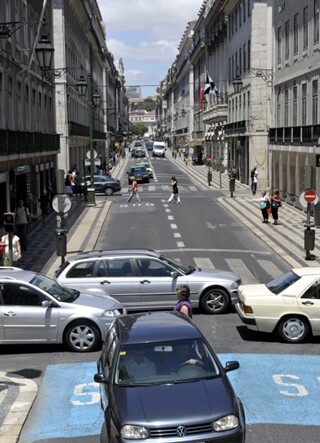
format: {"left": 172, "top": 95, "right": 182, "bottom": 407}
{"left": 199, "top": 83, "right": 205, "bottom": 109}
{"left": 204, "top": 72, "right": 218, "bottom": 95}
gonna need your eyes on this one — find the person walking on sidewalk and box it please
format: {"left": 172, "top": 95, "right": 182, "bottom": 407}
{"left": 167, "top": 176, "right": 181, "bottom": 204}
{"left": 15, "top": 199, "right": 31, "bottom": 251}
{"left": 250, "top": 167, "right": 258, "bottom": 195}
{"left": 270, "top": 188, "right": 282, "bottom": 225}
{"left": 127, "top": 176, "right": 140, "bottom": 203}
{"left": 228, "top": 166, "right": 238, "bottom": 197}
{"left": 38, "top": 190, "right": 49, "bottom": 225}
{"left": 1, "top": 232, "right": 21, "bottom": 266}
{"left": 260, "top": 191, "right": 271, "bottom": 223}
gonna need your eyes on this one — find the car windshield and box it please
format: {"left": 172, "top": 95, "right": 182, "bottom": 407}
{"left": 266, "top": 270, "right": 300, "bottom": 295}
{"left": 115, "top": 338, "right": 220, "bottom": 386}
{"left": 31, "top": 274, "right": 78, "bottom": 302}
{"left": 159, "top": 254, "right": 194, "bottom": 275}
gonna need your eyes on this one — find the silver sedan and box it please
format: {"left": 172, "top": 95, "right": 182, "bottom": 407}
{"left": 0, "top": 268, "right": 126, "bottom": 352}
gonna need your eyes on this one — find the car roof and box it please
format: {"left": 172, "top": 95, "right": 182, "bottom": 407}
{"left": 66, "top": 248, "right": 160, "bottom": 262}
{"left": 0, "top": 267, "right": 36, "bottom": 283}
{"left": 293, "top": 267, "right": 320, "bottom": 277}
{"left": 114, "top": 312, "right": 201, "bottom": 345}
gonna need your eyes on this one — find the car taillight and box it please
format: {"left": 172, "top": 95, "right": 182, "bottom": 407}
{"left": 243, "top": 304, "right": 254, "bottom": 314}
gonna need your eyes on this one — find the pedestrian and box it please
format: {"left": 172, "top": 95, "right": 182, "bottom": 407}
{"left": 38, "top": 190, "right": 49, "bottom": 225}
{"left": 270, "top": 188, "right": 282, "bottom": 225}
{"left": 127, "top": 176, "right": 140, "bottom": 203}
{"left": 250, "top": 167, "right": 258, "bottom": 195}
{"left": 14, "top": 199, "right": 31, "bottom": 251}
{"left": 173, "top": 284, "right": 192, "bottom": 318}
{"left": 65, "top": 172, "right": 73, "bottom": 196}
{"left": 167, "top": 176, "right": 181, "bottom": 204}
{"left": 260, "top": 191, "right": 271, "bottom": 223}
{"left": 73, "top": 172, "right": 83, "bottom": 199}
{"left": 228, "top": 165, "right": 238, "bottom": 197}
{"left": 1, "top": 232, "right": 21, "bottom": 266}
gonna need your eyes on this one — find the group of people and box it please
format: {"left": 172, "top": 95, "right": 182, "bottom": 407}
{"left": 127, "top": 176, "right": 182, "bottom": 204}
{"left": 260, "top": 188, "right": 282, "bottom": 224}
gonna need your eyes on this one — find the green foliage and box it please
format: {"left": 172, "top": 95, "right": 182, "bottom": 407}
{"left": 129, "top": 122, "right": 148, "bottom": 136}
{"left": 130, "top": 97, "right": 156, "bottom": 112}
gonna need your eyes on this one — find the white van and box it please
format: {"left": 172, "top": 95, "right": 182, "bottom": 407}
{"left": 152, "top": 141, "right": 166, "bottom": 158}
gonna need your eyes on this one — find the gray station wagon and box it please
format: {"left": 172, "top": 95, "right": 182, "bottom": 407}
{"left": 54, "top": 249, "right": 241, "bottom": 314}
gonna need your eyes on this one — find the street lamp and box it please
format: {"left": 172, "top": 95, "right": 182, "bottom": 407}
{"left": 76, "top": 74, "right": 100, "bottom": 207}
{"left": 232, "top": 75, "right": 243, "bottom": 94}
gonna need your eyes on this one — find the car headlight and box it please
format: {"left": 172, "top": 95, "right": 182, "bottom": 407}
{"left": 102, "top": 309, "right": 123, "bottom": 317}
{"left": 213, "top": 415, "right": 239, "bottom": 431}
{"left": 121, "top": 425, "right": 149, "bottom": 439}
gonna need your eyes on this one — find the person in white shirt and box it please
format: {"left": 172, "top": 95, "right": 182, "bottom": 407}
{"left": 1, "top": 233, "right": 21, "bottom": 266}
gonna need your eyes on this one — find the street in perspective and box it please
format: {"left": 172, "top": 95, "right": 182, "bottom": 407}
{"left": 1, "top": 1, "right": 320, "bottom": 443}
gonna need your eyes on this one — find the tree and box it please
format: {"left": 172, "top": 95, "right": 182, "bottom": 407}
{"left": 129, "top": 122, "right": 148, "bottom": 137}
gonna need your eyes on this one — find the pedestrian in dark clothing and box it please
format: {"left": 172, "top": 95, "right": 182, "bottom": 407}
{"left": 15, "top": 199, "right": 31, "bottom": 251}
{"left": 38, "top": 190, "right": 49, "bottom": 225}
{"left": 271, "top": 188, "right": 282, "bottom": 225}
{"left": 167, "top": 176, "right": 181, "bottom": 204}
{"left": 250, "top": 167, "right": 258, "bottom": 195}
{"left": 228, "top": 166, "right": 238, "bottom": 197}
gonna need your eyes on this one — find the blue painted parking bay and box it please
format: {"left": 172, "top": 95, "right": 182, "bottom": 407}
{"left": 20, "top": 354, "right": 320, "bottom": 442}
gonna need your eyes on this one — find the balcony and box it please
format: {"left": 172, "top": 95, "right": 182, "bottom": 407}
{"left": 0, "top": 129, "right": 60, "bottom": 156}
{"left": 69, "top": 121, "right": 106, "bottom": 140}
{"left": 269, "top": 125, "right": 320, "bottom": 145}
{"left": 224, "top": 120, "right": 247, "bottom": 135}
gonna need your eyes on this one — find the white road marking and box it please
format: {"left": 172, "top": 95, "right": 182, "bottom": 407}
{"left": 225, "top": 258, "right": 258, "bottom": 284}
{"left": 170, "top": 224, "right": 178, "bottom": 229}
{"left": 173, "top": 233, "right": 181, "bottom": 238}
{"left": 168, "top": 215, "right": 174, "bottom": 220}
{"left": 193, "top": 257, "right": 215, "bottom": 269}
{"left": 257, "top": 260, "right": 283, "bottom": 278}
{"left": 177, "top": 241, "right": 185, "bottom": 248}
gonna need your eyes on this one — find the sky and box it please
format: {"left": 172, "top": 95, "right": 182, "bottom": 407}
{"left": 99, "top": 0, "right": 204, "bottom": 98}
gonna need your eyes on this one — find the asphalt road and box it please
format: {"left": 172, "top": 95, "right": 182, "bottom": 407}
{"left": 2, "top": 153, "right": 320, "bottom": 443}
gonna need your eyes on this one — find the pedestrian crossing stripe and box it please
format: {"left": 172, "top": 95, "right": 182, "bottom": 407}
{"left": 125, "top": 185, "right": 200, "bottom": 192}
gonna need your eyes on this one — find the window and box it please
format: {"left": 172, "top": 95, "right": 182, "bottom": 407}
{"left": 239, "top": 47, "right": 242, "bottom": 75}
{"left": 67, "top": 261, "right": 96, "bottom": 278}
{"left": 285, "top": 21, "right": 290, "bottom": 60}
{"left": 1, "top": 283, "right": 46, "bottom": 306}
{"left": 248, "top": 39, "right": 251, "bottom": 69}
{"left": 137, "top": 258, "right": 172, "bottom": 277}
{"left": 302, "top": 282, "right": 320, "bottom": 300}
{"left": 314, "top": 0, "right": 320, "bottom": 44}
{"left": 277, "top": 26, "right": 282, "bottom": 64}
{"left": 248, "top": 0, "right": 251, "bottom": 17}
{"left": 276, "top": 90, "right": 281, "bottom": 127}
{"left": 243, "top": 43, "right": 247, "bottom": 72}
{"left": 284, "top": 89, "right": 289, "bottom": 127}
{"left": 303, "top": 7, "right": 309, "bottom": 49}
{"left": 302, "top": 83, "right": 307, "bottom": 125}
{"left": 312, "top": 80, "right": 318, "bottom": 125}
{"left": 294, "top": 14, "right": 299, "bottom": 55}
{"left": 243, "top": 0, "right": 247, "bottom": 22}
{"left": 293, "top": 86, "right": 298, "bottom": 126}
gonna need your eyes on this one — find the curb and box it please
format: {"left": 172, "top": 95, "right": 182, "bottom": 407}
{"left": 0, "top": 372, "right": 37, "bottom": 443}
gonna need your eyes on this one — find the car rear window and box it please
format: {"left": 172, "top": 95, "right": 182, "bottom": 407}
{"left": 266, "top": 270, "right": 300, "bottom": 295}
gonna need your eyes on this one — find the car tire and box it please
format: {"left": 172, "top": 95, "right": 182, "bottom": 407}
{"left": 201, "top": 287, "right": 230, "bottom": 314}
{"left": 100, "top": 422, "right": 108, "bottom": 443}
{"left": 64, "top": 321, "right": 101, "bottom": 352}
{"left": 104, "top": 188, "right": 113, "bottom": 196}
{"left": 277, "top": 316, "right": 310, "bottom": 343}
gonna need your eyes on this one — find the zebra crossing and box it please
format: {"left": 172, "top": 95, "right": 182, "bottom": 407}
{"left": 173, "top": 255, "right": 285, "bottom": 285}
{"left": 123, "top": 184, "right": 202, "bottom": 193}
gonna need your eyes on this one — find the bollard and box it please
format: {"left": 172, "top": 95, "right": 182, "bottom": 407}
{"left": 208, "top": 171, "right": 212, "bottom": 186}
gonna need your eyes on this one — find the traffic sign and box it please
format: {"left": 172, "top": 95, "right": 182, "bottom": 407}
{"left": 304, "top": 190, "right": 317, "bottom": 203}
{"left": 299, "top": 190, "right": 318, "bottom": 208}
{"left": 52, "top": 195, "right": 72, "bottom": 214}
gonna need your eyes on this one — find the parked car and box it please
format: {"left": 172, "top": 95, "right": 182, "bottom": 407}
{"left": 127, "top": 166, "right": 150, "bottom": 184}
{"left": 130, "top": 141, "right": 145, "bottom": 157}
{"left": 94, "top": 311, "right": 246, "bottom": 443}
{"left": 235, "top": 267, "right": 320, "bottom": 343}
{"left": 134, "top": 148, "right": 146, "bottom": 158}
{"left": 152, "top": 141, "right": 166, "bottom": 157}
{"left": 85, "top": 175, "right": 121, "bottom": 196}
{"left": 135, "top": 162, "right": 154, "bottom": 178}
{"left": 0, "top": 267, "right": 126, "bottom": 352}
{"left": 54, "top": 248, "right": 241, "bottom": 314}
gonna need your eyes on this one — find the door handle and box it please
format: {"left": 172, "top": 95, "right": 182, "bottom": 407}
{"left": 141, "top": 280, "right": 151, "bottom": 284}
{"left": 100, "top": 280, "right": 111, "bottom": 285}
{"left": 4, "top": 311, "right": 16, "bottom": 316}
{"left": 301, "top": 301, "right": 314, "bottom": 305}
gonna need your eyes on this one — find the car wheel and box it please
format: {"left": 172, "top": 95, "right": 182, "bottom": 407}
{"left": 64, "top": 321, "right": 101, "bottom": 352}
{"left": 201, "top": 288, "right": 230, "bottom": 314}
{"left": 104, "top": 188, "right": 113, "bottom": 196}
{"left": 277, "top": 316, "right": 310, "bottom": 343}
{"left": 100, "top": 422, "right": 108, "bottom": 443}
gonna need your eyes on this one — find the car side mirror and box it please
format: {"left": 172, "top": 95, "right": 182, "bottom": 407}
{"left": 170, "top": 271, "right": 179, "bottom": 279}
{"left": 42, "top": 300, "right": 56, "bottom": 308}
{"left": 224, "top": 361, "right": 240, "bottom": 372}
{"left": 94, "top": 372, "right": 109, "bottom": 384}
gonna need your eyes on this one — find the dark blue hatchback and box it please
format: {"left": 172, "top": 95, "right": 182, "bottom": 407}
{"left": 94, "top": 312, "right": 246, "bottom": 443}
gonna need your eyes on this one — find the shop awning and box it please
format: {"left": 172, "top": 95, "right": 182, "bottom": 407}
{"left": 188, "top": 139, "right": 204, "bottom": 147}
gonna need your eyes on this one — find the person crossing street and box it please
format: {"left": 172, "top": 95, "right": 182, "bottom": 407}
{"left": 127, "top": 176, "right": 140, "bottom": 203}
